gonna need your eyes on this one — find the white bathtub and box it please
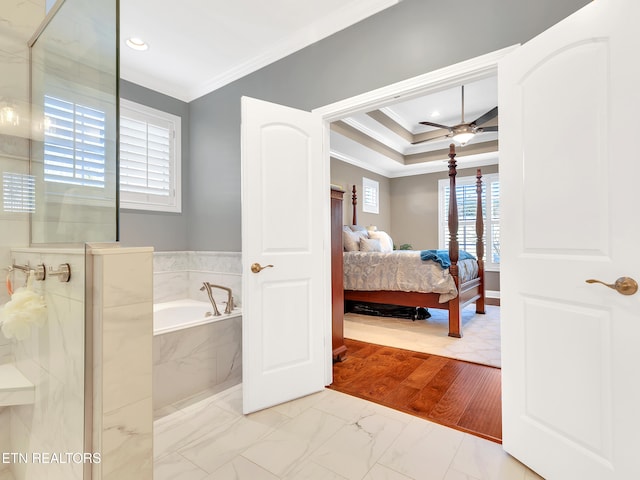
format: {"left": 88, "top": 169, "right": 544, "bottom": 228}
{"left": 153, "top": 298, "right": 241, "bottom": 335}
{"left": 152, "top": 299, "right": 242, "bottom": 413}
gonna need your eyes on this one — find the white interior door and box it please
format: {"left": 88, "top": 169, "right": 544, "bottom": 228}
{"left": 241, "top": 96, "right": 326, "bottom": 414}
{"left": 499, "top": 1, "right": 640, "bottom": 478}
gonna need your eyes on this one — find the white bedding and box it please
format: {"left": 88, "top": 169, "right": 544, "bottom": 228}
{"left": 343, "top": 251, "right": 479, "bottom": 303}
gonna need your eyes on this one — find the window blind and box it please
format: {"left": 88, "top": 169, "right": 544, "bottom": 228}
{"left": 44, "top": 95, "right": 106, "bottom": 188}
{"left": 119, "top": 116, "right": 171, "bottom": 197}
{"left": 2, "top": 172, "right": 35, "bottom": 213}
{"left": 439, "top": 173, "right": 500, "bottom": 269}
{"left": 119, "top": 99, "right": 180, "bottom": 212}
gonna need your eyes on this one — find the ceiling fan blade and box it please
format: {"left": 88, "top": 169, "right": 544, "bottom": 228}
{"left": 411, "top": 131, "right": 451, "bottom": 145}
{"left": 470, "top": 106, "right": 498, "bottom": 127}
{"left": 419, "top": 121, "right": 452, "bottom": 130}
{"left": 478, "top": 125, "right": 498, "bottom": 132}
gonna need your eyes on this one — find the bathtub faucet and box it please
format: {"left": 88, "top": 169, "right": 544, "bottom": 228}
{"left": 199, "top": 282, "right": 234, "bottom": 315}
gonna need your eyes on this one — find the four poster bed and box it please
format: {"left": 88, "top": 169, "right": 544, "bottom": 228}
{"left": 339, "top": 144, "right": 485, "bottom": 338}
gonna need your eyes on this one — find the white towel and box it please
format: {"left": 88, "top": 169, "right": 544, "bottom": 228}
{"left": 0, "top": 271, "right": 47, "bottom": 341}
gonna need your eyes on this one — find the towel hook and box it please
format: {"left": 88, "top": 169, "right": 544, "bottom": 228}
{"left": 48, "top": 263, "right": 71, "bottom": 283}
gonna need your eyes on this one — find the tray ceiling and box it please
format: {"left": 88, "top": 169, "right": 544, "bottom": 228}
{"left": 330, "top": 75, "right": 499, "bottom": 177}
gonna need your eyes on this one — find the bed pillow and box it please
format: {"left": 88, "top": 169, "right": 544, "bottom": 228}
{"left": 342, "top": 229, "right": 360, "bottom": 252}
{"left": 349, "top": 225, "right": 368, "bottom": 233}
{"left": 368, "top": 230, "right": 393, "bottom": 253}
{"left": 359, "top": 238, "right": 382, "bottom": 252}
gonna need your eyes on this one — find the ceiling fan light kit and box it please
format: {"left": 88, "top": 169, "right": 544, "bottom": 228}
{"left": 414, "top": 85, "right": 498, "bottom": 147}
{"left": 451, "top": 125, "right": 475, "bottom": 145}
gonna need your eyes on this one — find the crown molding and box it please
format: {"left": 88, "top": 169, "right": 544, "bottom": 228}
{"left": 188, "top": 0, "right": 401, "bottom": 101}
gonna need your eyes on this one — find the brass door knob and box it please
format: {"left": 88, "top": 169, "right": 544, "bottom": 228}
{"left": 585, "top": 276, "right": 638, "bottom": 296}
{"left": 251, "top": 263, "right": 274, "bottom": 274}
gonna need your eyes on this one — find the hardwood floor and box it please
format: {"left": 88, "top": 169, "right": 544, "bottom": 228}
{"left": 329, "top": 338, "right": 502, "bottom": 443}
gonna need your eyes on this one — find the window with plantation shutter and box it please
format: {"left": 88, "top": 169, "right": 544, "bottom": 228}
{"left": 44, "top": 95, "right": 106, "bottom": 188}
{"left": 3, "top": 172, "right": 35, "bottom": 213}
{"left": 438, "top": 172, "right": 500, "bottom": 271}
{"left": 362, "top": 177, "right": 379, "bottom": 214}
{"left": 119, "top": 99, "right": 181, "bottom": 212}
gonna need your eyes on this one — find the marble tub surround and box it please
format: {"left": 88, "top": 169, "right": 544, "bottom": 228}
{"left": 153, "top": 307, "right": 242, "bottom": 415}
{"left": 153, "top": 251, "right": 242, "bottom": 308}
{"left": 154, "top": 385, "right": 543, "bottom": 480}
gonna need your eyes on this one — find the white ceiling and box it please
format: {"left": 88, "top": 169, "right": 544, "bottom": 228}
{"left": 119, "top": 0, "right": 498, "bottom": 177}
{"left": 119, "top": 0, "right": 400, "bottom": 102}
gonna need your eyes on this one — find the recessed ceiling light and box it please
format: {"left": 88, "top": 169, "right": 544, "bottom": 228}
{"left": 126, "top": 37, "right": 148, "bottom": 51}
{"left": 431, "top": 111, "right": 441, "bottom": 118}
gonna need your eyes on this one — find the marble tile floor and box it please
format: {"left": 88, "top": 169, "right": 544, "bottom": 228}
{"left": 344, "top": 305, "right": 501, "bottom": 368}
{"left": 154, "top": 384, "right": 543, "bottom": 480}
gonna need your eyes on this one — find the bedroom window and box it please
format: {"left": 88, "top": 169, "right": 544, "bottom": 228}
{"left": 119, "top": 99, "right": 181, "bottom": 212}
{"left": 362, "top": 177, "right": 379, "bottom": 214}
{"left": 438, "top": 172, "right": 500, "bottom": 271}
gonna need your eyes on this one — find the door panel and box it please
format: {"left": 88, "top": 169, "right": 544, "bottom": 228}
{"left": 241, "top": 97, "right": 325, "bottom": 414}
{"left": 522, "top": 297, "right": 612, "bottom": 457}
{"left": 520, "top": 39, "right": 609, "bottom": 254}
{"left": 499, "top": 0, "right": 640, "bottom": 478}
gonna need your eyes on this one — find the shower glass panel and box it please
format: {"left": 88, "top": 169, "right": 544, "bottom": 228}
{"left": 30, "top": 0, "right": 118, "bottom": 244}
{"left": 0, "top": 0, "right": 115, "bottom": 479}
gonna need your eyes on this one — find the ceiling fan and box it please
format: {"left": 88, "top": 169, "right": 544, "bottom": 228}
{"left": 413, "top": 85, "right": 498, "bottom": 146}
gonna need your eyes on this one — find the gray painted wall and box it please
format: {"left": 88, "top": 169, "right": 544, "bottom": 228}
{"left": 119, "top": 80, "right": 190, "bottom": 251}
{"left": 187, "top": 0, "right": 590, "bottom": 252}
{"left": 122, "top": 0, "right": 591, "bottom": 252}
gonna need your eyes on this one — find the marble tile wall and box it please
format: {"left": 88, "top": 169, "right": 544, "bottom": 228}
{"left": 153, "top": 314, "right": 242, "bottom": 413}
{"left": 0, "top": 331, "right": 11, "bottom": 365}
{"left": 0, "top": 1, "right": 46, "bottom": 307}
{"left": 153, "top": 251, "right": 242, "bottom": 308}
{"left": 8, "top": 248, "right": 86, "bottom": 480}
{"left": 89, "top": 245, "right": 153, "bottom": 480}
{"left": 0, "top": 408, "right": 9, "bottom": 477}
{"left": 1, "top": 3, "right": 47, "bottom": 469}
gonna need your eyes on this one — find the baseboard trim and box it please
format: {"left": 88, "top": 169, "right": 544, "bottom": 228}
{"left": 486, "top": 290, "right": 500, "bottom": 306}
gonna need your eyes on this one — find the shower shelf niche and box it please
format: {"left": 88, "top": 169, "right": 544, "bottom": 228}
{"left": 0, "top": 363, "right": 35, "bottom": 406}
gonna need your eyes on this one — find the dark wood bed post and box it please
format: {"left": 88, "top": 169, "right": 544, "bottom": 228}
{"left": 351, "top": 185, "right": 357, "bottom": 226}
{"left": 475, "top": 168, "right": 486, "bottom": 314}
{"left": 447, "top": 144, "right": 462, "bottom": 338}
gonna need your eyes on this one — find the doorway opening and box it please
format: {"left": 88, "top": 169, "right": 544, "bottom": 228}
{"left": 315, "top": 45, "right": 516, "bottom": 380}
{"left": 314, "top": 47, "right": 516, "bottom": 439}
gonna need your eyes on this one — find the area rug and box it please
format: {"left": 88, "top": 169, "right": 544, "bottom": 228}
{"left": 343, "top": 304, "right": 501, "bottom": 368}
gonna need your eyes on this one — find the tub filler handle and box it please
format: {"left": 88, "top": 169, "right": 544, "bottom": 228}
{"left": 200, "top": 282, "right": 234, "bottom": 315}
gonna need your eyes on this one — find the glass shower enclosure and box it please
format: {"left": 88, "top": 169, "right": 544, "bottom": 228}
{"left": 0, "top": 0, "right": 117, "bottom": 479}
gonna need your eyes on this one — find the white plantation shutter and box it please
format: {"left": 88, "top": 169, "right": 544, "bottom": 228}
{"left": 439, "top": 172, "right": 500, "bottom": 270}
{"left": 362, "top": 177, "right": 379, "bottom": 214}
{"left": 44, "top": 95, "right": 106, "bottom": 188}
{"left": 3, "top": 172, "right": 35, "bottom": 212}
{"left": 489, "top": 180, "right": 500, "bottom": 264}
{"left": 119, "top": 99, "right": 181, "bottom": 212}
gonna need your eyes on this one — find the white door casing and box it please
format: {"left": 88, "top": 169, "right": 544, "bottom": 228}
{"left": 499, "top": 1, "right": 640, "bottom": 478}
{"left": 241, "top": 96, "right": 327, "bottom": 414}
